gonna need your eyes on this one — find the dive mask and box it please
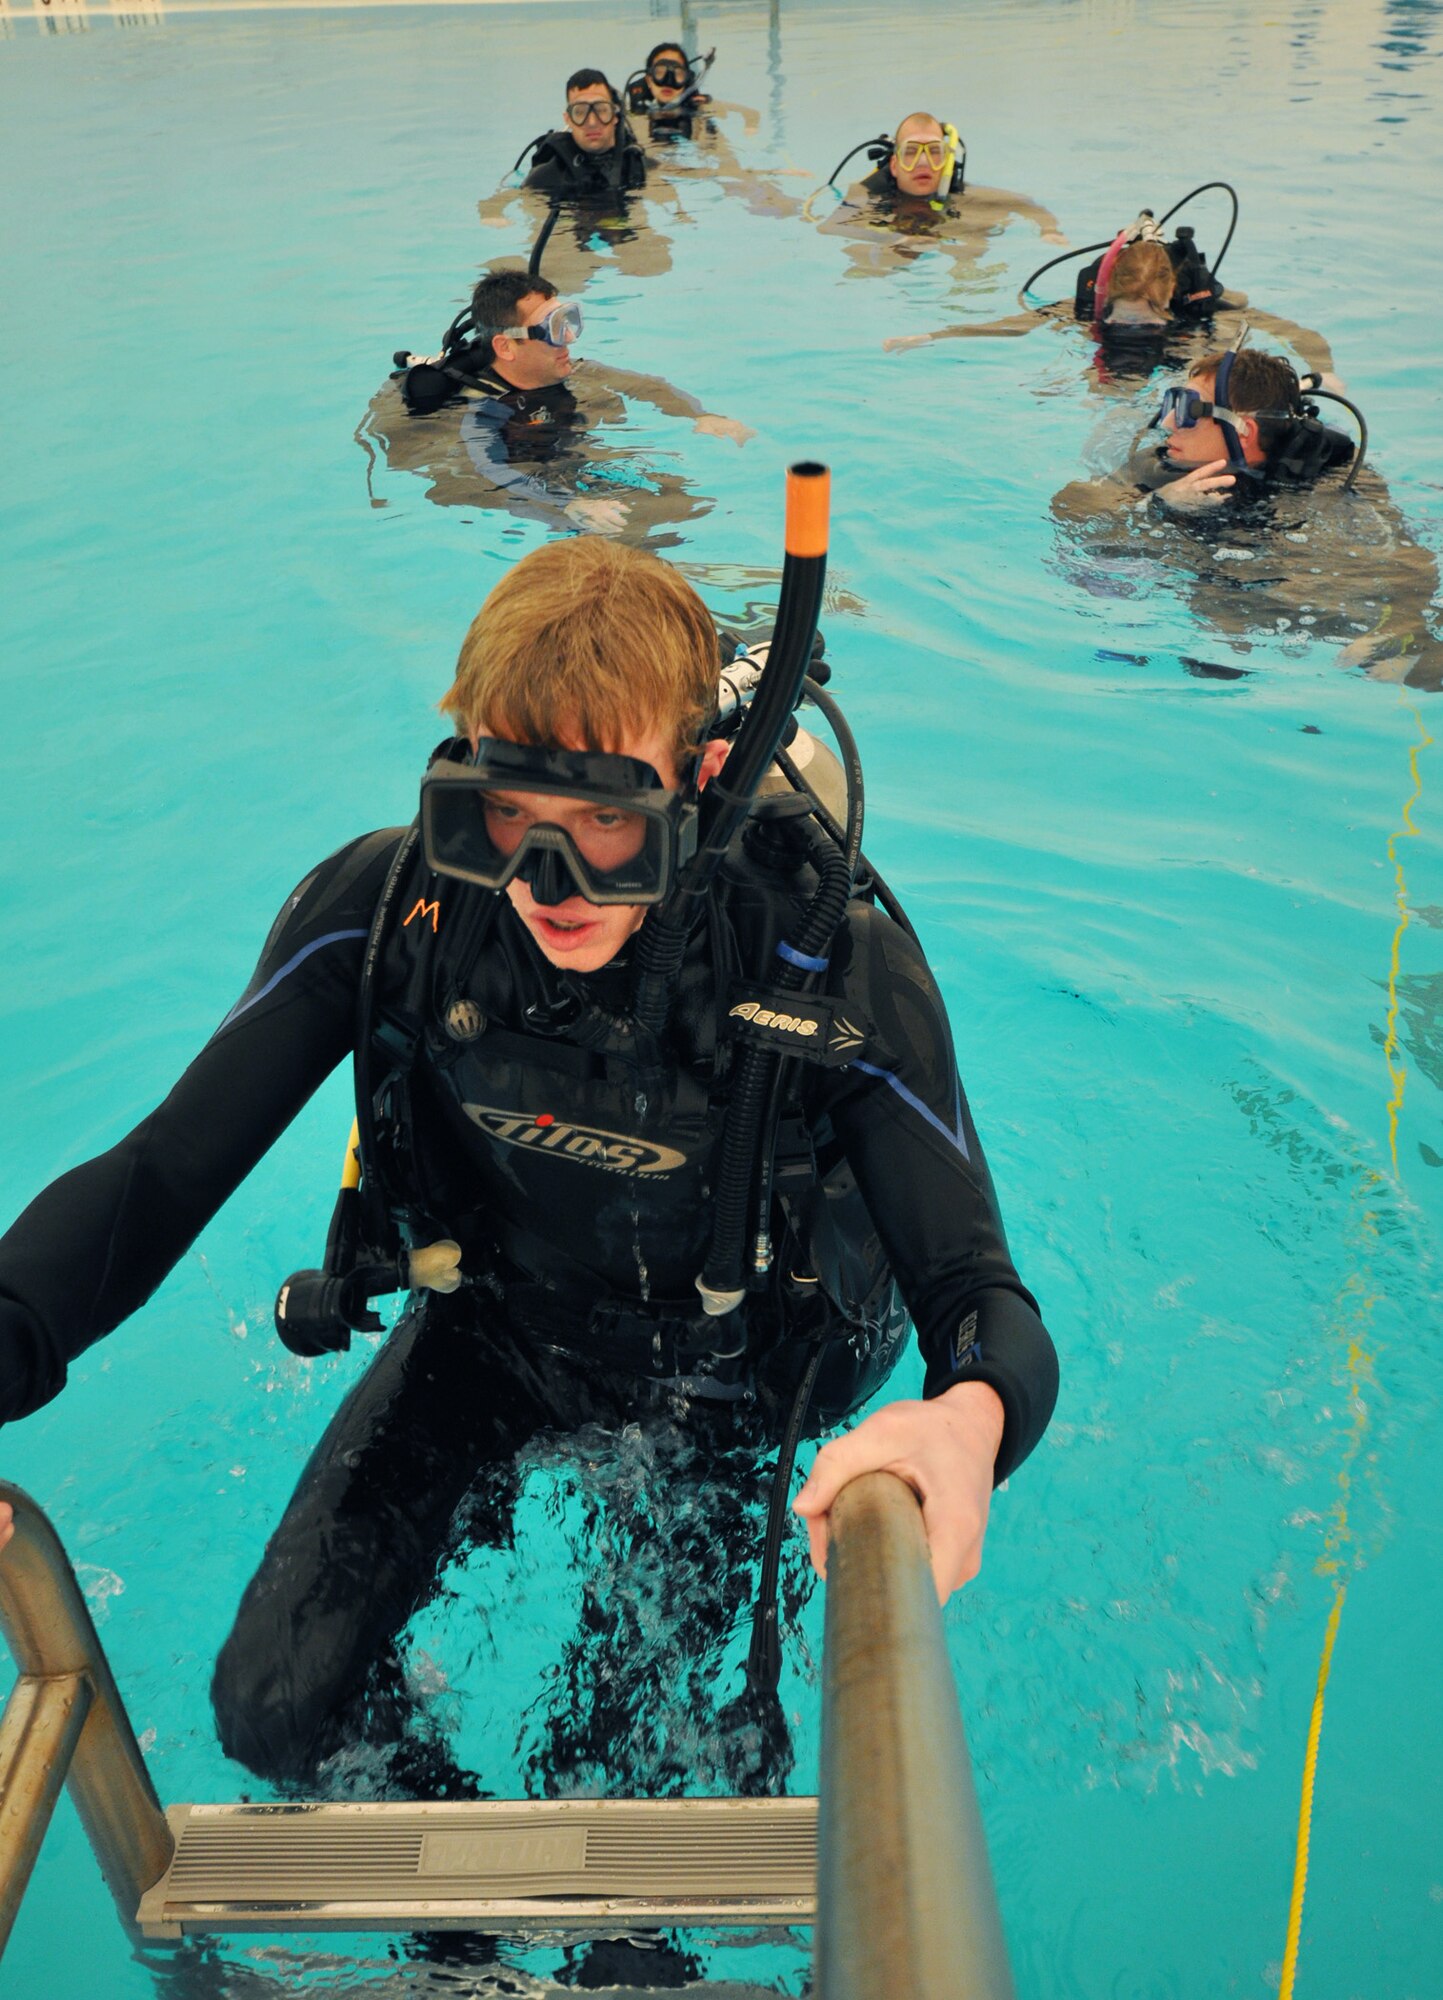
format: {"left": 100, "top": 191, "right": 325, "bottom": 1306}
{"left": 566, "top": 98, "right": 618, "bottom": 127}
{"left": 1151, "top": 350, "right": 1256, "bottom": 472}
{"left": 421, "top": 740, "right": 698, "bottom": 908}
{"left": 498, "top": 300, "right": 583, "bottom": 349}
{"left": 895, "top": 137, "right": 947, "bottom": 170}
{"left": 648, "top": 59, "right": 692, "bottom": 88}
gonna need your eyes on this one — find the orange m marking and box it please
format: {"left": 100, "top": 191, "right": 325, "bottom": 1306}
{"left": 404, "top": 897, "right": 440, "bottom": 933}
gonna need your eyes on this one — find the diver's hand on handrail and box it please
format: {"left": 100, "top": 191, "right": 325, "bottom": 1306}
{"left": 793, "top": 1380, "right": 1005, "bottom": 1604}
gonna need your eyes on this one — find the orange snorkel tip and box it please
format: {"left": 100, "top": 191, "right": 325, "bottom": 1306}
{"left": 784, "top": 461, "right": 831, "bottom": 559}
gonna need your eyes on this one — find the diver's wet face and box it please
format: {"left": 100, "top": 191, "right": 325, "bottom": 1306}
{"left": 1163, "top": 370, "right": 1264, "bottom": 468}
{"left": 891, "top": 117, "right": 945, "bottom": 198}
{"left": 567, "top": 82, "right": 619, "bottom": 152}
{"left": 483, "top": 721, "right": 722, "bottom": 974}
{"left": 648, "top": 48, "right": 691, "bottom": 105}
{"left": 491, "top": 290, "right": 576, "bottom": 390}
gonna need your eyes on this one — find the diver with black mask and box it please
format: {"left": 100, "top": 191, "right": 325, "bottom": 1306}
{"left": 625, "top": 42, "right": 718, "bottom": 128}
{"left": 361, "top": 266, "right": 753, "bottom": 544}
{"left": 1051, "top": 345, "right": 1443, "bottom": 687}
{"left": 884, "top": 186, "right": 1337, "bottom": 384}
{"left": 811, "top": 111, "right": 1066, "bottom": 288}
{"left": 518, "top": 68, "right": 647, "bottom": 198}
{"left": 477, "top": 67, "right": 679, "bottom": 289}
{"left": 0, "top": 479, "right": 1059, "bottom": 1800}
{"left": 619, "top": 39, "right": 804, "bottom": 219}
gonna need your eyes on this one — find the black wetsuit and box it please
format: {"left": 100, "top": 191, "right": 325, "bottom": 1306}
{"left": 0, "top": 828, "right": 1057, "bottom": 1786}
{"left": 450, "top": 366, "right": 587, "bottom": 520}
{"left": 522, "top": 126, "right": 647, "bottom": 197}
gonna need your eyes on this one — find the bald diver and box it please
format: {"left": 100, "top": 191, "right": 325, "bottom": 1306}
{"left": 812, "top": 111, "right": 1066, "bottom": 289}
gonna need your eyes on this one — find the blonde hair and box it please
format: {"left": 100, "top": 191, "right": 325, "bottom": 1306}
{"left": 440, "top": 538, "right": 720, "bottom": 761}
{"left": 1106, "top": 240, "right": 1175, "bottom": 317}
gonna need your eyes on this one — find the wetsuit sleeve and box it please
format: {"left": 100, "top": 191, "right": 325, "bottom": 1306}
{"left": 583, "top": 363, "right": 706, "bottom": 423}
{"left": 459, "top": 399, "right": 574, "bottom": 519}
{"left": 815, "top": 906, "right": 1058, "bottom": 1481}
{"left": 0, "top": 831, "right": 403, "bottom": 1425}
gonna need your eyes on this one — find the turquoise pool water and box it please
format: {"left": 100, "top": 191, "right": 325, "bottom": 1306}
{"left": 3, "top": 0, "right": 1443, "bottom": 1992}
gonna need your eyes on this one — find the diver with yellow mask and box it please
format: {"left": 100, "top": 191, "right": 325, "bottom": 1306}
{"left": 810, "top": 111, "right": 1067, "bottom": 285}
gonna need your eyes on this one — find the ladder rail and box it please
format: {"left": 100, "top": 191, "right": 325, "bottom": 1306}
{"left": 0, "top": 1480, "right": 174, "bottom": 1938}
{"left": 0, "top": 1671, "right": 93, "bottom": 1950}
{"left": 816, "top": 1469, "right": 1016, "bottom": 2000}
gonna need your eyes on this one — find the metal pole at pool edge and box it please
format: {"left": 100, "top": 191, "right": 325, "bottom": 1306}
{"left": 0, "top": 1482, "right": 173, "bottom": 1951}
{"left": 816, "top": 1471, "right": 1016, "bottom": 2000}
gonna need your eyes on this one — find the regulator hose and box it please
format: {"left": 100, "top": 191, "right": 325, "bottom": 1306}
{"left": 699, "top": 819, "right": 851, "bottom": 1312}
{"left": 1018, "top": 181, "right": 1240, "bottom": 308}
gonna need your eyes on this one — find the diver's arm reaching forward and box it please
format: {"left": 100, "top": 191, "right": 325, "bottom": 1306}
{"left": 583, "top": 362, "right": 756, "bottom": 445}
{"left": 795, "top": 904, "right": 1058, "bottom": 1602}
{"left": 884, "top": 304, "right": 1062, "bottom": 352}
{"left": 0, "top": 835, "right": 400, "bottom": 1424}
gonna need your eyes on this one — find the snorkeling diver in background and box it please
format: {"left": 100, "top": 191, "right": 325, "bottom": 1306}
{"left": 0, "top": 503, "right": 1059, "bottom": 1802}
{"left": 812, "top": 112, "right": 1067, "bottom": 287}
{"left": 883, "top": 186, "right": 1338, "bottom": 383}
{"left": 623, "top": 41, "right": 805, "bottom": 221}
{"left": 1051, "top": 345, "right": 1443, "bottom": 688}
{"left": 361, "top": 269, "right": 753, "bottom": 547}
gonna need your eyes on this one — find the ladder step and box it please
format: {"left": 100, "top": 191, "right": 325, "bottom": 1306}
{"left": 136, "top": 1797, "right": 818, "bottom": 1938}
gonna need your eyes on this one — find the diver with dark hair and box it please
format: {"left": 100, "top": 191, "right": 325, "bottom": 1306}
{"left": 0, "top": 507, "right": 1059, "bottom": 1799}
{"left": 361, "top": 267, "right": 753, "bottom": 544}
{"left": 812, "top": 111, "right": 1066, "bottom": 287}
{"left": 618, "top": 39, "right": 804, "bottom": 219}
{"left": 477, "top": 67, "right": 679, "bottom": 288}
{"left": 518, "top": 68, "right": 648, "bottom": 198}
{"left": 624, "top": 41, "right": 718, "bottom": 127}
{"left": 1051, "top": 345, "right": 1443, "bottom": 686}
{"left": 885, "top": 189, "right": 1338, "bottom": 384}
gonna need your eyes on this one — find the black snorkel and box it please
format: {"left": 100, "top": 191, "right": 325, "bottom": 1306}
{"left": 1019, "top": 181, "right": 1239, "bottom": 310}
{"left": 630, "top": 462, "right": 832, "bottom": 1042}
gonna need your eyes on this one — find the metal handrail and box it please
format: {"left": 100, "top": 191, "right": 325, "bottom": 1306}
{"left": 816, "top": 1470, "right": 1015, "bottom": 2000}
{"left": 0, "top": 1481, "right": 173, "bottom": 1953}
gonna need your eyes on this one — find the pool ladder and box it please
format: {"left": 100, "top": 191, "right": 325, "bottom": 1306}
{"left": 0, "top": 1472, "right": 1013, "bottom": 1997}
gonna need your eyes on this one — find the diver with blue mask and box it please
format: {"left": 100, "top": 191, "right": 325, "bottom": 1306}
{"left": 1050, "top": 345, "right": 1443, "bottom": 686}
{"left": 0, "top": 485, "right": 1058, "bottom": 1795}
{"left": 1135, "top": 346, "right": 1361, "bottom": 509}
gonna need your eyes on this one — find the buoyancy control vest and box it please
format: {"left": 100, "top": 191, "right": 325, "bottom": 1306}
{"left": 523, "top": 124, "right": 648, "bottom": 197}
{"left": 362, "top": 825, "right": 904, "bottom": 1397}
